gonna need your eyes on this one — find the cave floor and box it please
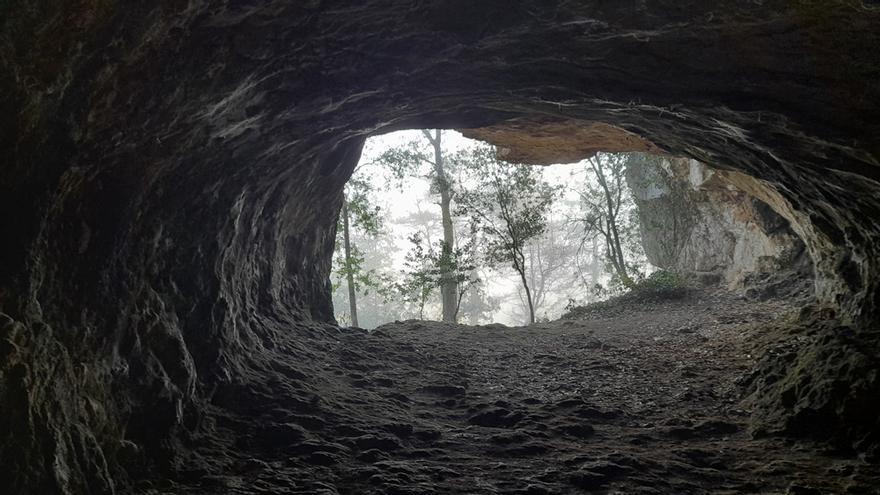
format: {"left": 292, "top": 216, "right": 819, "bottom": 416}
{"left": 144, "top": 289, "right": 880, "bottom": 494}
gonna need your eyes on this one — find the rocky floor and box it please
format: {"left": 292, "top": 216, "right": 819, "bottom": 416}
{"left": 136, "top": 289, "right": 880, "bottom": 494}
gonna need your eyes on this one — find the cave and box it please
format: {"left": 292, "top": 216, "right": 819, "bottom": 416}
{"left": 2, "top": 2, "right": 879, "bottom": 493}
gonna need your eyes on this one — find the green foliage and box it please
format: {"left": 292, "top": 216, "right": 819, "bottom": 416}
{"left": 335, "top": 135, "right": 663, "bottom": 325}
{"left": 396, "top": 232, "right": 438, "bottom": 317}
{"left": 457, "top": 281, "right": 500, "bottom": 325}
{"left": 331, "top": 230, "right": 403, "bottom": 327}
{"left": 454, "top": 146, "right": 557, "bottom": 269}
{"left": 369, "top": 130, "right": 460, "bottom": 196}
{"left": 343, "top": 176, "right": 383, "bottom": 235}
{"left": 635, "top": 269, "right": 688, "bottom": 291}
{"left": 561, "top": 270, "right": 690, "bottom": 320}
{"left": 332, "top": 166, "right": 393, "bottom": 304}
{"left": 373, "top": 139, "right": 432, "bottom": 183}
{"left": 626, "top": 269, "right": 691, "bottom": 301}
{"left": 396, "top": 232, "right": 479, "bottom": 319}
{"left": 370, "top": 129, "right": 463, "bottom": 322}
{"left": 454, "top": 145, "right": 557, "bottom": 323}
{"left": 333, "top": 243, "right": 393, "bottom": 298}
{"left": 576, "top": 152, "right": 647, "bottom": 288}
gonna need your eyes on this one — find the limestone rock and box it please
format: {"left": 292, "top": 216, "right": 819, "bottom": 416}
{"left": 625, "top": 156, "right": 810, "bottom": 291}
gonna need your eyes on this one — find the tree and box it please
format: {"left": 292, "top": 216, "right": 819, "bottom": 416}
{"left": 396, "top": 231, "right": 479, "bottom": 321}
{"left": 373, "top": 130, "right": 459, "bottom": 322}
{"left": 396, "top": 232, "right": 437, "bottom": 320}
{"left": 455, "top": 146, "right": 556, "bottom": 324}
{"left": 576, "top": 153, "right": 645, "bottom": 290}
{"left": 457, "top": 277, "right": 500, "bottom": 325}
{"left": 334, "top": 174, "right": 387, "bottom": 327}
{"left": 518, "top": 215, "right": 582, "bottom": 320}
{"left": 332, "top": 232, "right": 408, "bottom": 327}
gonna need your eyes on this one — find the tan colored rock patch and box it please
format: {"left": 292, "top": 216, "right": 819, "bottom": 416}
{"left": 461, "top": 118, "right": 664, "bottom": 165}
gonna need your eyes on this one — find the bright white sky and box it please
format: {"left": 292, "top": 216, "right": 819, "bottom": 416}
{"left": 358, "top": 129, "right": 585, "bottom": 239}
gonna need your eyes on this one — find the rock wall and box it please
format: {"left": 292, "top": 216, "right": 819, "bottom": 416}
{"left": 626, "top": 156, "right": 810, "bottom": 292}
{"left": 1, "top": 1, "right": 879, "bottom": 492}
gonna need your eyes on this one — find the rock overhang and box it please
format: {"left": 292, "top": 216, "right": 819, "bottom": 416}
{"left": 460, "top": 117, "right": 665, "bottom": 165}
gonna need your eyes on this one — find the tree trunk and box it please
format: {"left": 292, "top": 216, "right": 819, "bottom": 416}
{"left": 526, "top": 242, "right": 544, "bottom": 317}
{"left": 341, "top": 200, "right": 359, "bottom": 327}
{"left": 592, "top": 157, "right": 633, "bottom": 288}
{"left": 519, "top": 267, "right": 536, "bottom": 325}
{"left": 590, "top": 236, "right": 600, "bottom": 287}
{"left": 426, "top": 129, "right": 458, "bottom": 323}
{"left": 608, "top": 217, "right": 633, "bottom": 287}
{"left": 514, "top": 251, "right": 536, "bottom": 324}
{"left": 454, "top": 286, "right": 465, "bottom": 321}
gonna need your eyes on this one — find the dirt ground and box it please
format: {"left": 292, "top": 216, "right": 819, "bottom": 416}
{"left": 144, "top": 289, "right": 880, "bottom": 494}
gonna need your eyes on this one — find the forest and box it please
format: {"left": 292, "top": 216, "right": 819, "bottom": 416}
{"left": 331, "top": 129, "right": 657, "bottom": 328}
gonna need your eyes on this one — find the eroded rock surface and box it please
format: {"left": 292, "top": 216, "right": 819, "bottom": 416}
{"left": 114, "top": 290, "right": 880, "bottom": 493}
{"left": 626, "top": 156, "right": 811, "bottom": 293}
{"left": 461, "top": 118, "right": 664, "bottom": 165}
{"left": 1, "top": 1, "right": 879, "bottom": 492}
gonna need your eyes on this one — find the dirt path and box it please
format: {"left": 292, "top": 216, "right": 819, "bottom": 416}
{"left": 145, "top": 290, "right": 880, "bottom": 494}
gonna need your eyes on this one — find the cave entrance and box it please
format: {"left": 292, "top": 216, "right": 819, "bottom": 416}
{"left": 318, "top": 130, "right": 835, "bottom": 495}
{"left": 331, "top": 129, "right": 811, "bottom": 329}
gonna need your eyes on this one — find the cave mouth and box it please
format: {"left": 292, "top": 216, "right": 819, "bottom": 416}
{"left": 3, "top": 88, "right": 875, "bottom": 495}
{"left": 333, "top": 128, "right": 640, "bottom": 328}
{"left": 331, "top": 127, "right": 814, "bottom": 329}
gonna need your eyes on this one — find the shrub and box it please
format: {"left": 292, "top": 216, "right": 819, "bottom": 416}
{"left": 635, "top": 270, "right": 688, "bottom": 291}
{"left": 561, "top": 270, "right": 691, "bottom": 320}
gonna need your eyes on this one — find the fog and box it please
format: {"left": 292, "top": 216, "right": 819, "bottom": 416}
{"left": 331, "top": 130, "right": 649, "bottom": 328}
